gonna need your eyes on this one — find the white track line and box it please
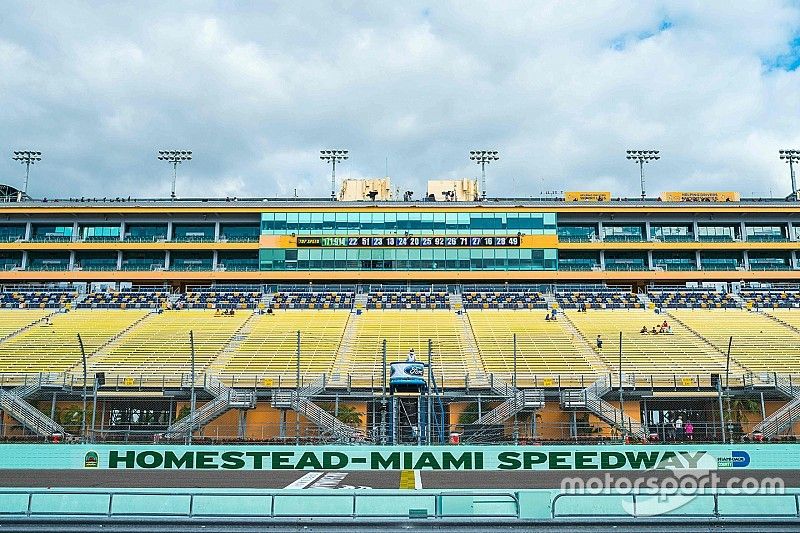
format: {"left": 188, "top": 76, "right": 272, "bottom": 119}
{"left": 284, "top": 471, "right": 324, "bottom": 489}
{"left": 414, "top": 470, "right": 422, "bottom": 489}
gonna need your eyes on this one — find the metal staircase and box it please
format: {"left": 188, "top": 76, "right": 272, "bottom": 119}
{"left": 560, "top": 376, "right": 647, "bottom": 438}
{"left": 354, "top": 292, "right": 369, "bottom": 310}
{"left": 456, "top": 310, "right": 489, "bottom": 387}
{"left": 271, "top": 376, "right": 361, "bottom": 442}
{"left": 558, "top": 313, "right": 611, "bottom": 373}
{"left": 448, "top": 292, "right": 463, "bottom": 311}
{"left": 163, "top": 375, "right": 256, "bottom": 439}
{"left": 474, "top": 388, "right": 545, "bottom": 426}
{"left": 208, "top": 311, "right": 261, "bottom": 371}
{"left": 0, "top": 388, "right": 67, "bottom": 437}
{"left": 543, "top": 293, "right": 557, "bottom": 309}
{"left": 752, "top": 374, "right": 800, "bottom": 437}
{"left": 636, "top": 293, "right": 652, "bottom": 308}
{"left": 330, "top": 309, "right": 362, "bottom": 386}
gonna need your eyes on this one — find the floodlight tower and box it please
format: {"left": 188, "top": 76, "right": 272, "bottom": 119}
{"left": 157, "top": 150, "right": 192, "bottom": 199}
{"left": 626, "top": 150, "right": 660, "bottom": 199}
{"left": 320, "top": 149, "right": 349, "bottom": 200}
{"left": 779, "top": 149, "right": 800, "bottom": 199}
{"left": 469, "top": 150, "right": 499, "bottom": 200}
{"left": 12, "top": 150, "right": 42, "bottom": 197}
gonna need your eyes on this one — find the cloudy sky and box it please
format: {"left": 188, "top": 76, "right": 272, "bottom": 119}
{"left": 1, "top": 1, "right": 799, "bottom": 199}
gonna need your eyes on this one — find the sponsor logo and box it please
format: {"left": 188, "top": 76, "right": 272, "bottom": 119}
{"left": 84, "top": 451, "right": 99, "bottom": 468}
{"left": 717, "top": 450, "right": 750, "bottom": 468}
{"left": 405, "top": 365, "right": 424, "bottom": 376}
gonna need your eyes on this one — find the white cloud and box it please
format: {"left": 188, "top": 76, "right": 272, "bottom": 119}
{"left": 0, "top": 1, "right": 798, "bottom": 199}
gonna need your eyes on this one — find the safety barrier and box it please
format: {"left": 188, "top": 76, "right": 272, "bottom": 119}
{"left": 1, "top": 489, "right": 800, "bottom": 522}
{"left": 0, "top": 489, "right": 519, "bottom": 519}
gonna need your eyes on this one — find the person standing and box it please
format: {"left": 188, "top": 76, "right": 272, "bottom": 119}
{"left": 674, "top": 416, "right": 684, "bottom": 441}
{"left": 685, "top": 420, "right": 694, "bottom": 441}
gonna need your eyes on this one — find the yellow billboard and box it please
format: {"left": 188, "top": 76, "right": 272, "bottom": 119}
{"left": 660, "top": 191, "right": 740, "bottom": 202}
{"left": 564, "top": 191, "right": 611, "bottom": 202}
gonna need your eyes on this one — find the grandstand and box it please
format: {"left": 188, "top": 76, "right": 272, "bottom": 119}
{"left": 1, "top": 191, "right": 800, "bottom": 444}
{"left": 671, "top": 308, "right": 800, "bottom": 373}
{"left": 345, "top": 310, "right": 478, "bottom": 385}
{"left": 87, "top": 310, "right": 250, "bottom": 375}
{"left": 215, "top": 310, "right": 349, "bottom": 379}
{"left": 565, "top": 309, "right": 741, "bottom": 375}
{"left": 467, "top": 310, "right": 600, "bottom": 381}
{"left": 0, "top": 310, "right": 149, "bottom": 373}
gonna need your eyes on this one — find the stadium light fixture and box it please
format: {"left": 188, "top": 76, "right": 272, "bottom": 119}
{"left": 470, "top": 150, "right": 499, "bottom": 200}
{"left": 11, "top": 150, "right": 42, "bottom": 198}
{"left": 157, "top": 150, "right": 192, "bottom": 199}
{"left": 626, "top": 150, "right": 660, "bottom": 199}
{"left": 779, "top": 149, "right": 800, "bottom": 198}
{"left": 320, "top": 149, "right": 349, "bottom": 200}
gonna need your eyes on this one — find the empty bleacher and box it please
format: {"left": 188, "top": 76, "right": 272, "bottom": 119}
{"left": 467, "top": 311, "right": 599, "bottom": 380}
{"left": 566, "top": 309, "right": 734, "bottom": 376}
{"left": 366, "top": 292, "right": 448, "bottom": 309}
{"left": 0, "top": 310, "right": 149, "bottom": 373}
{"left": 462, "top": 291, "right": 547, "bottom": 310}
{"left": 648, "top": 290, "right": 738, "bottom": 308}
{"left": 346, "top": 311, "right": 476, "bottom": 384}
{"left": 272, "top": 292, "right": 353, "bottom": 310}
{"left": 78, "top": 290, "right": 169, "bottom": 309}
{"left": 740, "top": 290, "right": 800, "bottom": 309}
{"left": 89, "top": 310, "right": 250, "bottom": 375}
{"left": 0, "top": 309, "right": 51, "bottom": 339}
{"left": 670, "top": 309, "right": 800, "bottom": 373}
{"left": 0, "top": 291, "right": 76, "bottom": 309}
{"left": 217, "top": 310, "right": 349, "bottom": 378}
{"left": 180, "top": 291, "right": 263, "bottom": 309}
{"left": 556, "top": 290, "right": 640, "bottom": 309}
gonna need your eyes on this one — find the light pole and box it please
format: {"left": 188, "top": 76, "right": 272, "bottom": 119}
{"left": 470, "top": 150, "right": 499, "bottom": 200}
{"left": 320, "top": 149, "right": 349, "bottom": 200}
{"left": 626, "top": 150, "right": 660, "bottom": 199}
{"left": 12, "top": 150, "right": 42, "bottom": 198}
{"left": 779, "top": 149, "right": 800, "bottom": 198}
{"left": 157, "top": 150, "right": 192, "bottom": 199}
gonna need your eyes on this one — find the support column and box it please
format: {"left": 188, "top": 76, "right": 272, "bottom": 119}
{"left": 599, "top": 251, "right": 606, "bottom": 270}
{"left": 167, "top": 221, "right": 174, "bottom": 241}
{"left": 21, "top": 251, "right": 28, "bottom": 270}
{"left": 164, "top": 251, "right": 171, "bottom": 270}
{"left": 647, "top": 250, "right": 654, "bottom": 270}
{"left": 692, "top": 221, "right": 699, "bottom": 241}
{"left": 788, "top": 222, "right": 795, "bottom": 241}
{"left": 116, "top": 251, "right": 123, "bottom": 271}
{"left": 119, "top": 221, "right": 126, "bottom": 242}
{"left": 214, "top": 222, "right": 221, "bottom": 241}
{"left": 740, "top": 222, "right": 747, "bottom": 241}
{"left": 792, "top": 251, "right": 798, "bottom": 270}
{"left": 597, "top": 221, "right": 604, "bottom": 242}
{"left": 24, "top": 222, "right": 32, "bottom": 241}
{"left": 742, "top": 250, "right": 750, "bottom": 270}
{"left": 212, "top": 250, "right": 219, "bottom": 271}
{"left": 238, "top": 410, "right": 247, "bottom": 439}
{"left": 68, "top": 251, "right": 76, "bottom": 270}
{"left": 695, "top": 250, "right": 702, "bottom": 270}
{"left": 644, "top": 221, "right": 652, "bottom": 241}
{"left": 72, "top": 222, "right": 79, "bottom": 242}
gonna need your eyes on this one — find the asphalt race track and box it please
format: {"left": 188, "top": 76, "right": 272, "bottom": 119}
{"left": 2, "top": 468, "right": 798, "bottom": 489}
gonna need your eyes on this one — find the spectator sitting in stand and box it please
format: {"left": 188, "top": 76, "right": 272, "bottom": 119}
{"left": 640, "top": 325, "right": 648, "bottom": 334}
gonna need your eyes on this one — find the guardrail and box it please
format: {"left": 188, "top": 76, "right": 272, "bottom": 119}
{"left": 1, "top": 489, "right": 800, "bottom": 522}
{"left": 0, "top": 489, "right": 519, "bottom": 520}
